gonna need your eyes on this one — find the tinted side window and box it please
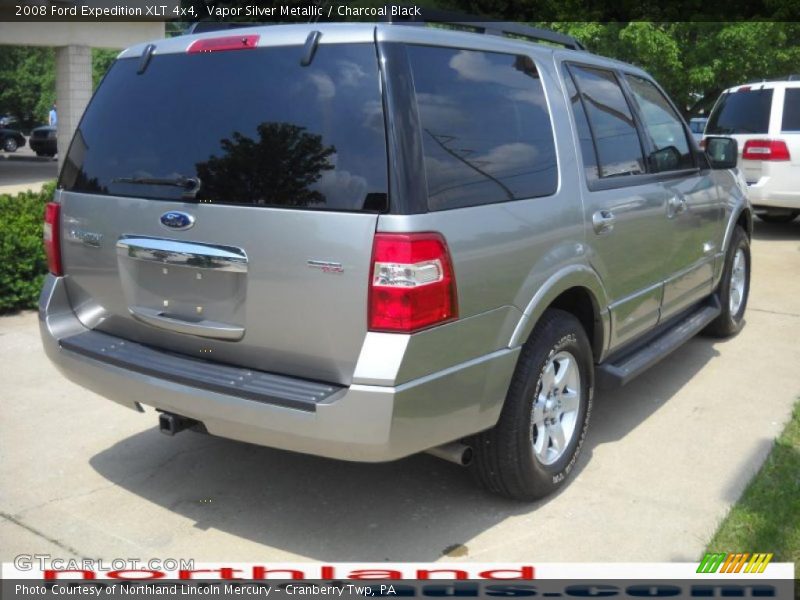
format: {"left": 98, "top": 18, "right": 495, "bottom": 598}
{"left": 706, "top": 89, "right": 773, "bottom": 135}
{"left": 60, "top": 44, "right": 388, "bottom": 212}
{"left": 625, "top": 75, "right": 693, "bottom": 173}
{"left": 562, "top": 65, "right": 599, "bottom": 180}
{"left": 406, "top": 45, "right": 557, "bottom": 211}
{"left": 782, "top": 88, "right": 800, "bottom": 132}
{"left": 568, "top": 65, "right": 645, "bottom": 178}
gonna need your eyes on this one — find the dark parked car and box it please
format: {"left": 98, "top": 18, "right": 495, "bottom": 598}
{"left": 29, "top": 125, "right": 57, "bottom": 157}
{"left": 0, "top": 128, "right": 25, "bottom": 153}
{"left": 0, "top": 115, "right": 19, "bottom": 129}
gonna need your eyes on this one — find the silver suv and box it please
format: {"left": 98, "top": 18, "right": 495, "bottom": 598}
{"left": 39, "top": 22, "right": 751, "bottom": 500}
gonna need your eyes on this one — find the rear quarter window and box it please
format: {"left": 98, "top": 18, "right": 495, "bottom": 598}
{"left": 706, "top": 88, "right": 774, "bottom": 135}
{"left": 59, "top": 43, "right": 388, "bottom": 212}
{"left": 782, "top": 88, "right": 800, "bottom": 132}
{"left": 406, "top": 45, "right": 558, "bottom": 211}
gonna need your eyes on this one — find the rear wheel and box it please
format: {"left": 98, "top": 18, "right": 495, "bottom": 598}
{"left": 470, "top": 309, "right": 592, "bottom": 501}
{"left": 3, "top": 136, "right": 18, "bottom": 152}
{"left": 705, "top": 226, "right": 750, "bottom": 337}
{"left": 758, "top": 211, "right": 798, "bottom": 224}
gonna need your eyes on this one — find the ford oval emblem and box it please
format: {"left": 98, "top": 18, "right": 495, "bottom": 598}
{"left": 160, "top": 211, "right": 195, "bottom": 231}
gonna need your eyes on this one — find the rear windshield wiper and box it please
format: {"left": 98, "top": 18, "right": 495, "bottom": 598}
{"left": 112, "top": 175, "right": 201, "bottom": 199}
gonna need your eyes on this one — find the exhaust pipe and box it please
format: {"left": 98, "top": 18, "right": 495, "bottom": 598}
{"left": 426, "top": 442, "right": 473, "bottom": 466}
{"left": 158, "top": 411, "right": 199, "bottom": 436}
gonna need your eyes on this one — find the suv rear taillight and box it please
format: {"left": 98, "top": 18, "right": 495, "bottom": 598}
{"left": 742, "top": 139, "right": 791, "bottom": 161}
{"left": 368, "top": 232, "right": 458, "bottom": 333}
{"left": 43, "top": 202, "right": 62, "bottom": 276}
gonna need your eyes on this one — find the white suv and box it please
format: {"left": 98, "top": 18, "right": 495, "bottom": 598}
{"left": 705, "top": 77, "right": 800, "bottom": 223}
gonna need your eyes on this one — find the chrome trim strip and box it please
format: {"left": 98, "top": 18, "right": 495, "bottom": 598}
{"left": 607, "top": 280, "right": 664, "bottom": 312}
{"left": 116, "top": 236, "right": 248, "bottom": 273}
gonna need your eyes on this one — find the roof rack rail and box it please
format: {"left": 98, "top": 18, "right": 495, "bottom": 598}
{"left": 383, "top": 6, "right": 586, "bottom": 51}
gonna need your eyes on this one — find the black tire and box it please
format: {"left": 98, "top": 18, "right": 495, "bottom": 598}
{"left": 35, "top": 151, "right": 46, "bottom": 157}
{"left": 705, "top": 226, "right": 750, "bottom": 337}
{"left": 757, "top": 211, "right": 798, "bottom": 224}
{"left": 3, "top": 137, "right": 18, "bottom": 152}
{"left": 470, "top": 309, "right": 593, "bottom": 501}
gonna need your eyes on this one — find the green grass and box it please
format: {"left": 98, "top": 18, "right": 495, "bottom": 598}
{"left": 706, "top": 401, "right": 800, "bottom": 567}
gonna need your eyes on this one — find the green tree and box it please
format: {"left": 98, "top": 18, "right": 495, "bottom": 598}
{"left": 0, "top": 46, "right": 54, "bottom": 128}
{"left": 542, "top": 22, "right": 800, "bottom": 115}
{"left": 92, "top": 48, "right": 118, "bottom": 88}
{"left": 0, "top": 46, "right": 118, "bottom": 129}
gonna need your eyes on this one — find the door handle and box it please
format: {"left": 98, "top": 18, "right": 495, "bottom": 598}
{"left": 667, "top": 195, "right": 687, "bottom": 217}
{"left": 129, "top": 305, "right": 245, "bottom": 341}
{"left": 592, "top": 210, "right": 616, "bottom": 234}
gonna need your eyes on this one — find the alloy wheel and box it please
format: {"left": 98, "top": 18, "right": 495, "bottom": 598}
{"left": 729, "top": 248, "right": 746, "bottom": 315}
{"left": 531, "top": 350, "right": 581, "bottom": 465}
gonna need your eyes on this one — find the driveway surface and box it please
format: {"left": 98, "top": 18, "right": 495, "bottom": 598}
{"left": 0, "top": 144, "right": 57, "bottom": 195}
{"left": 1, "top": 220, "right": 799, "bottom": 564}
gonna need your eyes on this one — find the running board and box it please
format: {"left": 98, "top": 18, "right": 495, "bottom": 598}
{"left": 595, "top": 299, "right": 721, "bottom": 389}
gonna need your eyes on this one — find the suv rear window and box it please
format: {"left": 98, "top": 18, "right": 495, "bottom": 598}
{"left": 782, "top": 88, "right": 800, "bottom": 132}
{"left": 60, "top": 43, "right": 388, "bottom": 212}
{"left": 406, "top": 45, "right": 557, "bottom": 211}
{"left": 706, "top": 88, "right": 774, "bottom": 135}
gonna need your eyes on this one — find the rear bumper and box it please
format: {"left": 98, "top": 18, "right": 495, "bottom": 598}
{"left": 749, "top": 186, "right": 800, "bottom": 210}
{"left": 39, "top": 275, "right": 518, "bottom": 462}
{"left": 744, "top": 164, "right": 800, "bottom": 210}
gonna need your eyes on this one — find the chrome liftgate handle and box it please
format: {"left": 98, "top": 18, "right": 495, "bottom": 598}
{"left": 127, "top": 306, "right": 245, "bottom": 341}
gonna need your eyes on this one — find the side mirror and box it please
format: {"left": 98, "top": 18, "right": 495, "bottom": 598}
{"left": 649, "top": 145, "right": 682, "bottom": 172}
{"left": 704, "top": 136, "right": 738, "bottom": 170}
